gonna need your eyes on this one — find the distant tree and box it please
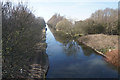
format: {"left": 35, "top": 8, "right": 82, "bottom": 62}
{"left": 48, "top": 8, "right": 118, "bottom": 35}
{"left": 73, "top": 8, "right": 118, "bottom": 35}
{"left": 56, "top": 19, "right": 73, "bottom": 34}
{"left": 90, "top": 8, "right": 118, "bottom": 35}
{"left": 47, "top": 13, "right": 64, "bottom": 29}
{"left": 119, "top": 5, "right": 120, "bottom": 35}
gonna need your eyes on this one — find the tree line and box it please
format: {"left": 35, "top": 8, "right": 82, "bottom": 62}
{"left": 47, "top": 8, "right": 118, "bottom": 36}
{"left": 2, "top": 2, "right": 46, "bottom": 78}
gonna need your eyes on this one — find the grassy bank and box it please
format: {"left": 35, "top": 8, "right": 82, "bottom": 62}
{"left": 78, "top": 34, "right": 119, "bottom": 67}
{"left": 78, "top": 34, "right": 118, "bottom": 53}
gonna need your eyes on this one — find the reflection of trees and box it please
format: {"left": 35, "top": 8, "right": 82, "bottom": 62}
{"left": 62, "top": 41, "right": 80, "bottom": 57}
{"left": 80, "top": 45, "right": 93, "bottom": 56}
{"left": 50, "top": 28, "right": 80, "bottom": 56}
{"left": 50, "top": 27, "right": 93, "bottom": 57}
{"left": 49, "top": 27, "right": 72, "bottom": 44}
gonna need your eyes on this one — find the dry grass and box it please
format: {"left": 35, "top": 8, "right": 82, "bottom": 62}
{"left": 78, "top": 34, "right": 119, "bottom": 67}
{"left": 78, "top": 34, "right": 118, "bottom": 52}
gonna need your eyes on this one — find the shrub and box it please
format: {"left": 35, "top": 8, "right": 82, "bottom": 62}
{"left": 2, "top": 2, "right": 46, "bottom": 78}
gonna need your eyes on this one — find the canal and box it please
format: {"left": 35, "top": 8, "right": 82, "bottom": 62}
{"left": 46, "top": 25, "right": 118, "bottom": 78}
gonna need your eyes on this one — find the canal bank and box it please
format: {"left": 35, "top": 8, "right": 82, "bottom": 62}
{"left": 46, "top": 25, "right": 118, "bottom": 78}
{"left": 78, "top": 34, "right": 119, "bottom": 67}
{"left": 27, "top": 27, "right": 49, "bottom": 79}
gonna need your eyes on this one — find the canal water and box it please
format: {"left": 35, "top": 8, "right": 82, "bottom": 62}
{"left": 46, "top": 25, "right": 118, "bottom": 78}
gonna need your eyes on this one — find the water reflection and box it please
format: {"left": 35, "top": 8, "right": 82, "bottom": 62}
{"left": 80, "top": 44, "right": 93, "bottom": 56}
{"left": 49, "top": 27, "right": 72, "bottom": 44}
{"left": 62, "top": 40, "right": 80, "bottom": 56}
{"left": 51, "top": 28, "right": 93, "bottom": 57}
{"left": 50, "top": 28, "right": 80, "bottom": 56}
{"left": 46, "top": 26, "right": 118, "bottom": 78}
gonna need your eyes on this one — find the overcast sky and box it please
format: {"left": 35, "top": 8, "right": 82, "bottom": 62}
{"left": 3, "top": 0, "right": 119, "bottom": 22}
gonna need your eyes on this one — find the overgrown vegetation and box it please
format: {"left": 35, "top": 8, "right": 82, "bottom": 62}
{"left": 47, "top": 9, "right": 119, "bottom": 68}
{"left": 56, "top": 19, "right": 73, "bottom": 34}
{"left": 47, "top": 13, "right": 64, "bottom": 29}
{"left": 74, "top": 8, "right": 118, "bottom": 35}
{"left": 2, "top": 2, "right": 46, "bottom": 78}
{"left": 48, "top": 8, "right": 118, "bottom": 36}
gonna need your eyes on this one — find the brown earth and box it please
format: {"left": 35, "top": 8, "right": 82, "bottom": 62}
{"left": 105, "top": 50, "right": 120, "bottom": 67}
{"left": 78, "top": 34, "right": 118, "bottom": 51}
{"left": 78, "top": 34, "right": 119, "bottom": 67}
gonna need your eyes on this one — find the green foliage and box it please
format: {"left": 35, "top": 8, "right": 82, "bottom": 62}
{"left": 48, "top": 8, "right": 118, "bottom": 37}
{"left": 2, "top": 2, "right": 46, "bottom": 78}
{"left": 90, "top": 8, "right": 118, "bottom": 35}
{"left": 48, "top": 8, "right": 118, "bottom": 36}
{"left": 73, "top": 8, "right": 118, "bottom": 35}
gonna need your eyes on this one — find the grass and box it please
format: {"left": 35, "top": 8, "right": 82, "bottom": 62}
{"left": 78, "top": 34, "right": 118, "bottom": 51}
{"left": 78, "top": 34, "right": 119, "bottom": 67}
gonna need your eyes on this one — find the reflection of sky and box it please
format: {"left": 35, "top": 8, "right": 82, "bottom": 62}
{"left": 4, "top": 0, "right": 118, "bottom": 21}
{"left": 46, "top": 25, "right": 118, "bottom": 78}
{"left": 62, "top": 41, "right": 81, "bottom": 57}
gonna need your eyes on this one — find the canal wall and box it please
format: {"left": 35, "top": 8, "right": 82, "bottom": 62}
{"left": 28, "top": 27, "right": 49, "bottom": 79}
